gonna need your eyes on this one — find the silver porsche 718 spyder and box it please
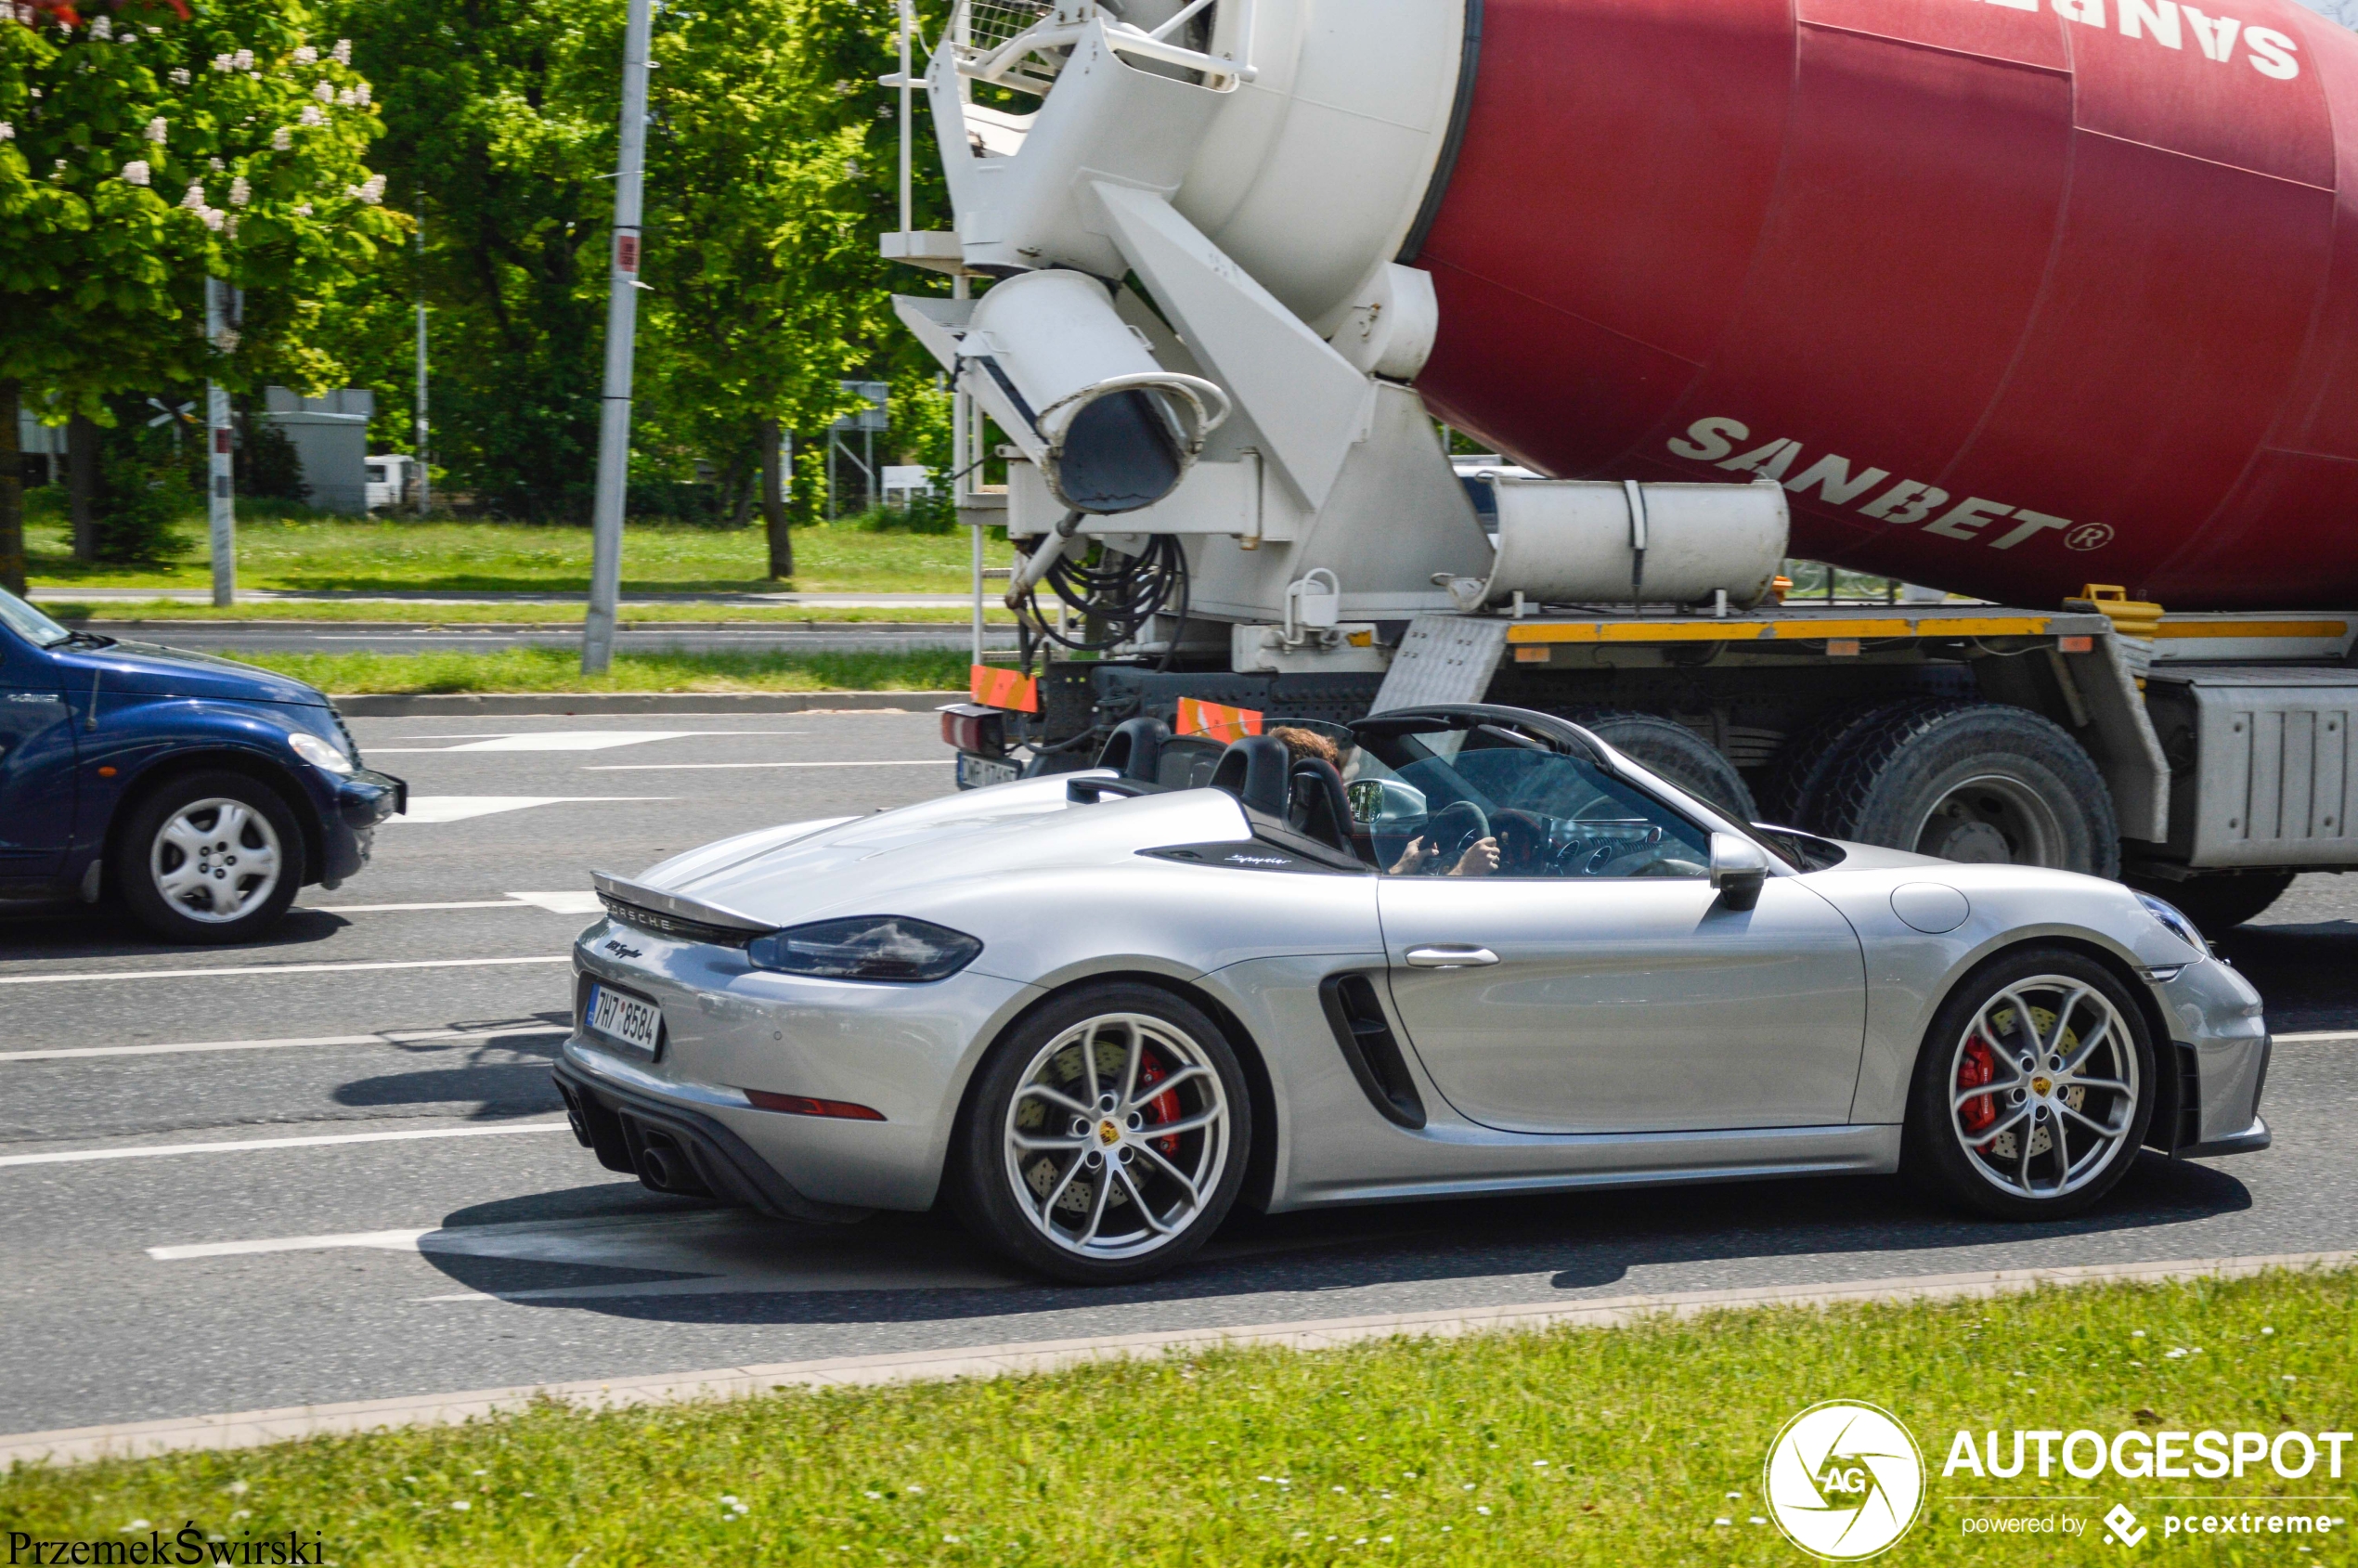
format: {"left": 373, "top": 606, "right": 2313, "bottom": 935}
{"left": 553, "top": 704, "right": 2270, "bottom": 1285}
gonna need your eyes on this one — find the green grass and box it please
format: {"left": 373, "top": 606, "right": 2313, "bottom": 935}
{"left": 219, "top": 647, "right": 978, "bottom": 694}
{"left": 23, "top": 515, "right": 1010, "bottom": 596}
{"left": 4, "top": 1269, "right": 2349, "bottom": 1564}
{"left": 45, "top": 600, "right": 1017, "bottom": 626}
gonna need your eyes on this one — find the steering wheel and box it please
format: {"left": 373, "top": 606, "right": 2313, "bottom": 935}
{"left": 1419, "top": 800, "right": 1491, "bottom": 867}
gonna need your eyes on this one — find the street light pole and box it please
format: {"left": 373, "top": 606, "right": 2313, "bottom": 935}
{"left": 582, "top": 0, "right": 654, "bottom": 675}
{"left": 414, "top": 195, "right": 430, "bottom": 516}
{"left": 205, "top": 277, "right": 235, "bottom": 608}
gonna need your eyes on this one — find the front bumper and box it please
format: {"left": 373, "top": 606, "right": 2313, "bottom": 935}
{"left": 320, "top": 768, "right": 406, "bottom": 884}
{"left": 2152, "top": 958, "right": 2272, "bottom": 1156}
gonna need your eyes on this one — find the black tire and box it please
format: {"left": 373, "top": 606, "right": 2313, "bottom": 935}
{"left": 1569, "top": 709, "right": 1759, "bottom": 823}
{"left": 949, "top": 982, "right": 1251, "bottom": 1285}
{"left": 114, "top": 770, "right": 305, "bottom": 944}
{"left": 1760, "top": 698, "right": 1939, "bottom": 831}
{"left": 1816, "top": 701, "right": 2119, "bottom": 876}
{"left": 2123, "top": 871, "right": 2295, "bottom": 937}
{"left": 1902, "top": 944, "right": 2157, "bottom": 1220}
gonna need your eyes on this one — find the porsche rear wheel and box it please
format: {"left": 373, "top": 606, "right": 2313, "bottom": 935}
{"left": 1903, "top": 947, "right": 2155, "bottom": 1220}
{"left": 952, "top": 984, "right": 1250, "bottom": 1285}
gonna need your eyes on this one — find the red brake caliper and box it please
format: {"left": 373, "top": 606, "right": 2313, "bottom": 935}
{"left": 1136, "top": 1058, "right": 1182, "bottom": 1158}
{"left": 1958, "top": 1033, "right": 1998, "bottom": 1141}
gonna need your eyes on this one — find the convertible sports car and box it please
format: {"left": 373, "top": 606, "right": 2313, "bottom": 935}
{"left": 553, "top": 704, "right": 2271, "bottom": 1284}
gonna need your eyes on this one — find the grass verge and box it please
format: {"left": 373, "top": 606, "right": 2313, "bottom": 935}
{"left": 222, "top": 647, "right": 976, "bottom": 694}
{"left": 44, "top": 601, "right": 1017, "bottom": 626}
{"left": 25, "top": 517, "right": 1010, "bottom": 596}
{"left": 3, "top": 1269, "right": 2349, "bottom": 1564}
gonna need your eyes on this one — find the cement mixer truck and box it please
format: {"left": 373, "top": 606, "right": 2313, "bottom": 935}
{"left": 883, "top": 0, "right": 2358, "bottom": 931}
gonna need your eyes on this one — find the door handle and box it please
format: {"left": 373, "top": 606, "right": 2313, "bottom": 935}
{"left": 1405, "top": 945, "right": 1499, "bottom": 968}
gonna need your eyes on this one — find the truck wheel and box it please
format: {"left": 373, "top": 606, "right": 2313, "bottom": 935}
{"left": 949, "top": 983, "right": 1251, "bottom": 1285}
{"left": 1815, "top": 702, "right": 2118, "bottom": 876}
{"left": 1761, "top": 698, "right": 1937, "bottom": 830}
{"left": 1902, "top": 944, "right": 2155, "bottom": 1220}
{"left": 2124, "top": 871, "right": 2295, "bottom": 936}
{"left": 1569, "top": 710, "right": 1759, "bottom": 823}
{"left": 115, "top": 771, "right": 305, "bottom": 944}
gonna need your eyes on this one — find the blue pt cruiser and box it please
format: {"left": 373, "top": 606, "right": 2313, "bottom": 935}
{"left": 0, "top": 588, "right": 406, "bottom": 942}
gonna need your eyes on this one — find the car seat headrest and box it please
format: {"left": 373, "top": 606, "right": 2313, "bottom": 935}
{"left": 1208, "top": 734, "right": 1290, "bottom": 818}
{"left": 1095, "top": 716, "right": 1170, "bottom": 784}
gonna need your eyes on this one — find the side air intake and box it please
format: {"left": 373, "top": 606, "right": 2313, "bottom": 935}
{"left": 1318, "top": 973, "right": 1427, "bottom": 1130}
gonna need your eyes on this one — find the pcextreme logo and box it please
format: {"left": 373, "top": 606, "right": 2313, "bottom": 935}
{"left": 1764, "top": 1401, "right": 1928, "bottom": 1560}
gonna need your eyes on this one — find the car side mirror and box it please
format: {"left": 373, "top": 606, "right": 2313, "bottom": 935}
{"left": 1709, "top": 832, "right": 1768, "bottom": 911}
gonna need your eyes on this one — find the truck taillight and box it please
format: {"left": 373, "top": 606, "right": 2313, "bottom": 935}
{"left": 941, "top": 704, "right": 1006, "bottom": 758}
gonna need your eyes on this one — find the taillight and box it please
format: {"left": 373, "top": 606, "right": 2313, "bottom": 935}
{"left": 940, "top": 703, "right": 1006, "bottom": 757}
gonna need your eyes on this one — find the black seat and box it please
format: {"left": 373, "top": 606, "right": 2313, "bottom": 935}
{"left": 1095, "top": 716, "right": 1170, "bottom": 783}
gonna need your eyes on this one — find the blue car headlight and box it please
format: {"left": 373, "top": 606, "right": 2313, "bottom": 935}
{"left": 746, "top": 916, "right": 982, "bottom": 982}
{"left": 2135, "top": 891, "right": 2211, "bottom": 960}
{"left": 288, "top": 731, "right": 356, "bottom": 775}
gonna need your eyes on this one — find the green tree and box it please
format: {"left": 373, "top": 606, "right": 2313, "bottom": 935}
{"left": 329, "top": 0, "right": 622, "bottom": 520}
{"left": 0, "top": 0, "right": 400, "bottom": 580}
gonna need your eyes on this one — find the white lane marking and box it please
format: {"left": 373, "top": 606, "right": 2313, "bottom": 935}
{"left": 392, "top": 796, "right": 670, "bottom": 823}
{"left": 2274, "top": 1030, "right": 2358, "bottom": 1043}
{"left": 581, "top": 759, "right": 945, "bottom": 771}
{"left": 0, "top": 1026, "right": 565, "bottom": 1062}
{"left": 506, "top": 890, "right": 605, "bottom": 914}
{"left": 0, "top": 955, "right": 570, "bottom": 986}
{"left": 309, "top": 900, "right": 527, "bottom": 913}
{"left": 372, "top": 731, "right": 810, "bottom": 749}
{"left": 149, "top": 1212, "right": 1017, "bottom": 1295}
{"left": 0, "top": 1120, "right": 573, "bottom": 1168}
{"left": 304, "top": 892, "right": 601, "bottom": 914}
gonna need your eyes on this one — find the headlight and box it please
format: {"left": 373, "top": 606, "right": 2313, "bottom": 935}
{"left": 288, "top": 731, "right": 356, "bottom": 775}
{"left": 2135, "top": 891, "right": 2211, "bottom": 959}
{"left": 746, "top": 916, "right": 982, "bottom": 982}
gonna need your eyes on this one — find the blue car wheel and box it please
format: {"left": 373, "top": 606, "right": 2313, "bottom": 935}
{"left": 115, "top": 770, "right": 306, "bottom": 944}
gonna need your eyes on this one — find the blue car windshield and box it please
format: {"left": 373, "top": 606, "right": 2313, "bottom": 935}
{"left": 0, "top": 587, "right": 72, "bottom": 649}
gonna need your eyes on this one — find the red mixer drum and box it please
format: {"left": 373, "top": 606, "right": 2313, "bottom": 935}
{"left": 1411, "top": 0, "right": 2358, "bottom": 609}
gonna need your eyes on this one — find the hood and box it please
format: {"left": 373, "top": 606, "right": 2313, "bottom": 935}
{"left": 630, "top": 776, "right": 1252, "bottom": 928}
{"left": 1814, "top": 839, "right": 1951, "bottom": 873}
{"left": 49, "top": 639, "right": 329, "bottom": 706}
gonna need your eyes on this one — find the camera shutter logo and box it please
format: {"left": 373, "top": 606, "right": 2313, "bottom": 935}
{"left": 1764, "top": 1400, "right": 1926, "bottom": 1559}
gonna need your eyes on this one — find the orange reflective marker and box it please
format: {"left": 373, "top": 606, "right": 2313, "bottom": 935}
{"left": 970, "top": 663, "right": 1040, "bottom": 713}
{"left": 1175, "top": 697, "right": 1263, "bottom": 743}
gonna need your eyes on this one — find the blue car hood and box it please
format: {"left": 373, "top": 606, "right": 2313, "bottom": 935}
{"left": 50, "top": 639, "right": 328, "bottom": 706}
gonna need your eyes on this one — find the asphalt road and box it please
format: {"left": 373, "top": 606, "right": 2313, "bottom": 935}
{"left": 3, "top": 713, "right": 2353, "bottom": 1436}
{"left": 77, "top": 621, "right": 1017, "bottom": 656}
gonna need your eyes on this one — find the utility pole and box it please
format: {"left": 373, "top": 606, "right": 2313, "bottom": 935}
{"left": 582, "top": 0, "right": 654, "bottom": 675}
{"left": 205, "top": 278, "right": 236, "bottom": 608}
{"left": 414, "top": 195, "right": 431, "bottom": 516}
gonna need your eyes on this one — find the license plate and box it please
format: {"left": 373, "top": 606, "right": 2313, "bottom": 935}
{"left": 586, "top": 982, "right": 662, "bottom": 1056}
{"left": 956, "top": 752, "right": 1019, "bottom": 790}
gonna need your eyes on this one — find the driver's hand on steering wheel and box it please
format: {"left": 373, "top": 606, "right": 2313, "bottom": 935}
{"left": 1447, "top": 836, "right": 1500, "bottom": 877}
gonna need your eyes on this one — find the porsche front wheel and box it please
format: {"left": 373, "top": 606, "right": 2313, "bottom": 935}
{"left": 952, "top": 984, "right": 1250, "bottom": 1285}
{"left": 1904, "top": 947, "right": 2155, "bottom": 1220}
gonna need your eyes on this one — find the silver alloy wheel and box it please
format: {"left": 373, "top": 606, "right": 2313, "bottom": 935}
{"left": 149, "top": 797, "right": 284, "bottom": 924}
{"left": 1002, "top": 1011, "right": 1231, "bottom": 1262}
{"left": 1911, "top": 772, "right": 2066, "bottom": 865}
{"left": 1948, "top": 975, "right": 2140, "bottom": 1199}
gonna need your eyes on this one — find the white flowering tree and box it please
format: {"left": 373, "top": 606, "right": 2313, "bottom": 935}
{"left": 0, "top": 0, "right": 400, "bottom": 580}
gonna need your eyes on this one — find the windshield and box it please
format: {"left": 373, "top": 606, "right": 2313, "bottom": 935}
{"left": 0, "top": 587, "right": 72, "bottom": 649}
{"left": 1347, "top": 721, "right": 1713, "bottom": 878}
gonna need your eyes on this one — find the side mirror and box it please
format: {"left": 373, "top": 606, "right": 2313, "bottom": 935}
{"left": 1347, "top": 777, "right": 1428, "bottom": 825}
{"left": 1709, "top": 832, "right": 1769, "bottom": 911}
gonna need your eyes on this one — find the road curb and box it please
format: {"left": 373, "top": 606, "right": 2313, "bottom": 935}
{"left": 330, "top": 691, "right": 964, "bottom": 717}
{"left": 6, "top": 1250, "right": 2349, "bottom": 1470}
